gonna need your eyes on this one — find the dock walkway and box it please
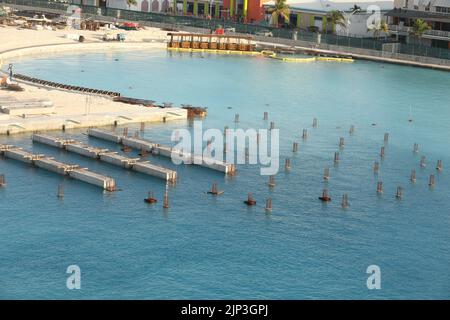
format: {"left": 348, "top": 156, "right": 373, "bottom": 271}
{"left": 32, "top": 133, "right": 177, "bottom": 182}
{"left": 88, "top": 129, "right": 236, "bottom": 175}
{"left": 0, "top": 144, "right": 116, "bottom": 190}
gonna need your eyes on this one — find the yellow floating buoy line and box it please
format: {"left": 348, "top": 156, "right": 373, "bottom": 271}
{"left": 261, "top": 50, "right": 353, "bottom": 62}
{"left": 169, "top": 47, "right": 353, "bottom": 62}
{"left": 271, "top": 56, "right": 317, "bottom": 62}
{"left": 260, "top": 50, "right": 277, "bottom": 57}
{"left": 316, "top": 56, "right": 354, "bottom": 62}
{"left": 166, "top": 33, "right": 353, "bottom": 62}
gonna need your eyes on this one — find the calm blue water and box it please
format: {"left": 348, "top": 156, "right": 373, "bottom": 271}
{"left": 1, "top": 51, "right": 449, "bottom": 299}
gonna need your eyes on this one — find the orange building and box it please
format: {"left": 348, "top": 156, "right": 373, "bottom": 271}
{"left": 222, "top": 0, "right": 270, "bottom": 22}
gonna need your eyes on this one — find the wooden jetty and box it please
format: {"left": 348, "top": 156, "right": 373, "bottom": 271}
{"left": 167, "top": 33, "right": 255, "bottom": 53}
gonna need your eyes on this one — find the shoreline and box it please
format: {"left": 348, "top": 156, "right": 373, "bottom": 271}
{"left": 256, "top": 41, "right": 450, "bottom": 72}
{"left": 0, "top": 26, "right": 186, "bottom": 135}
{"left": 2, "top": 2, "right": 449, "bottom": 71}
{"left": 1, "top": 24, "right": 448, "bottom": 135}
{"left": 0, "top": 40, "right": 166, "bottom": 62}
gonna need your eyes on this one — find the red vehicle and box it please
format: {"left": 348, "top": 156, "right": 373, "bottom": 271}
{"left": 119, "top": 22, "right": 139, "bottom": 30}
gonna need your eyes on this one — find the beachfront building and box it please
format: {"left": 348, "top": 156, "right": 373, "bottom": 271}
{"left": 70, "top": 1, "right": 272, "bottom": 20}
{"left": 220, "top": 0, "right": 272, "bottom": 22}
{"left": 74, "top": 0, "right": 177, "bottom": 13}
{"left": 69, "top": 0, "right": 403, "bottom": 38}
{"left": 96, "top": 0, "right": 224, "bottom": 17}
{"left": 386, "top": 0, "right": 450, "bottom": 48}
{"left": 72, "top": 0, "right": 108, "bottom": 8}
{"left": 263, "top": 0, "right": 394, "bottom": 37}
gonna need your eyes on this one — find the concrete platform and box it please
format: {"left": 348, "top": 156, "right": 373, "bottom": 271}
{"left": 31, "top": 133, "right": 74, "bottom": 148}
{"left": 99, "top": 152, "right": 138, "bottom": 169}
{"left": 69, "top": 168, "right": 116, "bottom": 190}
{"left": 87, "top": 128, "right": 123, "bottom": 143}
{"left": 0, "top": 144, "right": 116, "bottom": 190}
{"left": 122, "top": 136, "right": 158, "bottom": 152}
{"left": 87, "top": 128, "right": 236, "bottom": 175}
{"left": 0, "top": 109, "right": 187, "bottom": 135}
{"left": 1, "top": 104, "right": 55, "bottom": 116}
{"left": 66, "top": 143, "right": 108, "bottom": 159}
{"left": 2, "top": 147, "right": 43, "bottom": 164}
{"left": 34, "top": 157, "right": 78, "bottom": 175}
{"left": 133, "top": 161, "right": 177, "bottom": 181}
{"left": 0, "top": 99, "right": 53, "bottom": 107}
{"left": 32, "top": 133, "right": 177, "bottom": 181}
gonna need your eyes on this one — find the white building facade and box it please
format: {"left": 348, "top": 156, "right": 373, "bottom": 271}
{"left": 264, "top": 0, "right": 394, "bottom": 37}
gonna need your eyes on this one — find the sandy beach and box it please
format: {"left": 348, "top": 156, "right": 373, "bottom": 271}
{"left": 0, "top": 23, "right": 169, "bottom": 52}
{"left": 0, "top": 25, "right": 186, "bottom": 135}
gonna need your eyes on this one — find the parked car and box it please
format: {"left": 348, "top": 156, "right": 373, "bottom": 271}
{"left": 255, "top": 30, "right": 273, "bottom": 37}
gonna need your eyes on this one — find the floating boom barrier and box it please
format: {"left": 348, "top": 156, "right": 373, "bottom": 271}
{"left": 88, "top": 128, "right": 236, "bottom": 175}
{"left": 0, "top": 144, "right": 116, "bottom": 191}
{"left": 260, "top": 50, "right": 353, "bottom": 62}
{"left": 13, "top": 74, "right": 121, "bottom": 97}
{"left": 31, "top": 134, "right": 177, "bottom": 182}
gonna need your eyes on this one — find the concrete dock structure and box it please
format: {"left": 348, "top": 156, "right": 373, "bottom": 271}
{"left": 88, "top": 129, "right": 236, "bottom": 175}
{"left": 68, "top": 168, "right": 116, "bottom": 190}
{"left": 87, "top": 129, "right": 123, "bottom": 143}
{"left": 32, "top": 133, "right": 177, "bottom": 182}
{"left": 1, "top": 145, "right": 44, "bottom": 164}
{"left": 33, "top": 157, "right": 78, "bottom": 175}
{"left": 66, "top": 143, "right": 109, "bottom": 159}
{"left": 99, "top": 152, "right": 138, "bottom": 169}
{"left": 0, "top": 144, "right": 116, "bottom": 191}
{"left": 122, "top": 136, "right": 158, "bottom": 152}
{"left": 31, "top": 133, "right": 75, "bottom": 148}
{"left": 0, "top": 97, "right": 55, "bottom": 116}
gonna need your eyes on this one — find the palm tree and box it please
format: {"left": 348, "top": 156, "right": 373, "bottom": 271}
{"left": 368, "top": 20, "right": 389, "bottom": 39}
{"left": 326, "top": 10, "right": 346, "bottom": 34}
{"left": 411, "top": 19, "right": 431, "bottom": 45}
{"left": 126, "top": 0, "right": 137, "bottom": 10}
{"left": 268, "top": 0, "right": 290, "bottom": 27}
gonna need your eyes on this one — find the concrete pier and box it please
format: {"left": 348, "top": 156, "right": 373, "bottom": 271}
{"left": 69, "top": 168, "right": 116, "bottom": 190}
{"left": 2, "top": 105, "right": 55, "bottom": 116}
{"left": 88, "top": 129, "right": 123, "bottom": 143}
{"left": 34, "top": 157, "right": 78, "bottom": 175}
{"left": 151, "top": 145, "right": 173, "bottom": 158}
{"left": 66, "top": 143, "right": 108, "bottom": 159}
{"left": 1, "top": 145, "right": 44, "bottom": 164}
{"left": 133, "top": 162, "right": 177, "bottom": 181}
{"left": 0, "top": 144, "right": 116, "bottom": 191}
{"left": 32, "top": 133, "right": 177, "bottom": 181}
{"left": 87, "top": 128, "right": 236, "bottom": 175}
{"left": 122, "top": 136, "right": 158, "bottom": 152}
{"left": 99, "top": 152, "right": 138, "bottom": 169}
{"left": 31, "top": 133, "right": 74, "bottom": 148}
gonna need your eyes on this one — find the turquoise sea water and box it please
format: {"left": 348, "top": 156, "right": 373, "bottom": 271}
{"left": 0, "top": 51, "right": 449, "bottom": 299}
